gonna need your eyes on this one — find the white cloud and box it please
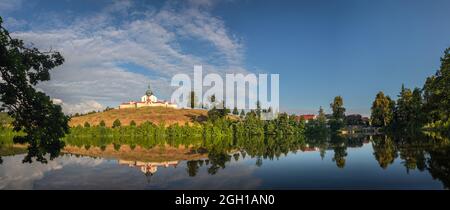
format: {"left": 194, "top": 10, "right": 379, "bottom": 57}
{"left": 8, "top": 0, "right": 254, "bottom": 113}
{"left": 52, "top": 98, "right": 104, "bottom": 115}
{"left": 0, "top": 154, "right": 104, "bottom": 190}
{"left": 51, "top": 98, "right": 63, "bottom": 105}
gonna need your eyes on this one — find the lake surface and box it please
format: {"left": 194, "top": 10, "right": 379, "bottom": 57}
{"left": 0, "top": 134, "right": 449, "bottom": 190}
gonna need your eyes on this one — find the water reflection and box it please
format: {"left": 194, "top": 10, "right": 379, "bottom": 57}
{"left": 119, "top": 159, "right": 179, "bottom": 178}
{"left": 0, "top": 133, "right": 449, "bottom": 189}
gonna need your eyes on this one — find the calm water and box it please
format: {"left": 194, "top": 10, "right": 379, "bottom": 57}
{"left": 0, "top": 134, "right": 449, "bottom": 190}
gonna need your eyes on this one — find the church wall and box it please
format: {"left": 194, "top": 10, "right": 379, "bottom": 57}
{"left": 119, "top": 103, "right": 137, "bottom": 109}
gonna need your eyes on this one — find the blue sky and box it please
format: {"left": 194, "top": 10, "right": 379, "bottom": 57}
{"left": 1, "top": 0, "right": 450, "bottom": 115}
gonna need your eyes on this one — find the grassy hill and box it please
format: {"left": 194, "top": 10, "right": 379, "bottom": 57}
{"left": 69, "top": 107, "right": 209, "bottom": 127}
{"left": 63, "top": 144, "right": 208, "bottom": 162}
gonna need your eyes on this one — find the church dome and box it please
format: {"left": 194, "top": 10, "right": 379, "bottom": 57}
{"left": 145, "top": 84, "right": 153, "bottom": 96}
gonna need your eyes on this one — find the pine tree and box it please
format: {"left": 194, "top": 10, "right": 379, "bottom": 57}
{"left": 256, "top": 101, "right": 262, "bottom": 119}
{"left": 189, "top": 91, "right": 196, "bottom": 109}
{"left": 317, "top": 106, "right": 327, "bottom": 127}
{"left": 232, "top": 107, "right": 239, "bottom": 115}
{"left": 423, "top": 47, "right": 450, "bottom": 127}
{"left": 239, "top": 109, "right": 245, "bottom": 119}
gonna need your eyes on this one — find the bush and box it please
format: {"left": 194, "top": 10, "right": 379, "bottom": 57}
{"left": 112, "top": 119, "right": 121, "bottom": 128}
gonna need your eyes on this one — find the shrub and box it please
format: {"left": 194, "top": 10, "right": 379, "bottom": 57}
{"left": 112, "top": 119, "right": 121, "bottom": 128}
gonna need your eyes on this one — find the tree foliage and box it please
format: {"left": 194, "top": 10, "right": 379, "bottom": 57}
{"left": 330, "top": 96, "right": 346, "bottom": 120}
{"left": 0, "top": 16, "right": 69, "bottom": 163}
{"left": 232, "top": 107, "right": 239, "bottom": 115}
{"left": 423, "top": 47, "right": 450, "bottom": 130}
{"left": 391, "top": 85, "right": 425, "bottom": 131}
{"left": 188, "top": 91, "right": 196, "bottom": 109}
{"left": 370, "top": 91, "right": 394, "bottom": 127}
{"left": 330, "top": 96, "right": 346, "bottom": 131}
{"left": 239, "top": 109, "right": 245, "bottom": 119}
{"left": 112, "top": 119, "right": 121, "bottom": 128}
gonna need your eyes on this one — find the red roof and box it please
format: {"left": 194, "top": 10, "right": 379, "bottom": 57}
{"left": 297, "top": 114, "right": 316, "bottom": 121}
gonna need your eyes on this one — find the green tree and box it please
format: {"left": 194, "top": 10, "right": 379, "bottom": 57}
{"left": 99, "top": 120, "right": 106, "bottom": 127}
{"left": 104, "top": 106, "right": 114, "bottom": 112}
{"left": 392, "top": 85, "right": 425, "bottom": 131}
{"left": 370, "top": 91, "right": 394, "bottom": 127}
{"left": 0, "top": 17, "right": 69, "bottom": 163}
{"left": 330, "top": 96, "right": 346, "bottom": 120}
{"left": 256, "top": 101, "right": 262, "bottom": 119}
{"left": 232, "top": 107, "right": 239, "bottom": 115}
{"left": 210, "top": 94, "right": 216, "bottom": 104}
{"left": 130, "top": 120, "right": 136, "bottom": 127}
{"left": 220, "top": 101, "right": 230, "bottom": 117}
{"left": 410, "top": 88, "right": 424, "bottom": 128}
{"left": 112, "top": 119, "right": 121, "bottom": 128}
{"left": 329, "top": 96, "right": 346, "bottom": 131}
{"left": 189, "top": 91, "right": 196, "bottom": 109}
{"left": 345, "top": 114, "right": 363, "bottom": 126}
{"left": 317, "top": 106, "right": 327, "bottom": 126}
{"left": 239, "top": 109, "right": 245, "bottom": 119}
{"left": 84, "top": 122, "right": 91, "bottom": 128}
{"left": 207, "top": 106, "right": 221, "bottom": 122}
{"left": 422, "top": 47, "right": 450, "bottom": 128}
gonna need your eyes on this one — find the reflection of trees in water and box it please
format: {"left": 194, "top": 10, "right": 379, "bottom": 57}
{"left": 399, "top": 146, "right": 427, "bottom": 172}
{"left": 186, "top": 160, "right": 200, "bottom": 177}
{"left": 427, "top": 146, "right": 450, "bottom": 189}
{"left": 144, "top": 172, "right": 153, "bottom": 183}
{"left": 372, "top": 135, "right": 397, "bottom": 169}
{"left": 113, "top": 143, "right": 121, "bottom": 151}
{"left": 4, "top": 129, "right": 450, "bottom": 189}
{"left": 371, "top": 132, "right": 450, "bottom": 189}
{"left": 373, "top": 132, "right": 444, "bottom": 171}
{"left": 330, "top": 134, "right": 348, "bottom": 168}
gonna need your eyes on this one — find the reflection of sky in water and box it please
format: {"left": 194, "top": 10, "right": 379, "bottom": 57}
{"left": 0, "top": 143, "right": 445, "bottom": 189}
{"left": 0, "top": 155, "right": 105, "bottom": 189}
{"left": 253, "top": 144, "right": 442, "bottom": 189}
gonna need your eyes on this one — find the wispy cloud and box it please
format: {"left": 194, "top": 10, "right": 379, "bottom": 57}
{"left": 0, "top": 0, "right": 22, "bottom": 13}
{"left": 8, "top": 0, "right": 253, "bottom": 114}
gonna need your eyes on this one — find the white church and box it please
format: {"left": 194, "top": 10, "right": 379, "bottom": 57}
{"left": 118, "top": 84, "right": 178, "bottom": 109}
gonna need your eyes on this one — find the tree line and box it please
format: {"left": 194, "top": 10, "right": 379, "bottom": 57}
{"left": 370, "top": 48, "right": 450, "bottom": 134}
{"left": 68, "top": 108, "right": 306, "bottom": 139}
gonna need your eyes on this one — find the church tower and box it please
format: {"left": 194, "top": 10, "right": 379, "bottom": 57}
{"left": 141, "top": 83, "right": 157, "bottom": 103}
